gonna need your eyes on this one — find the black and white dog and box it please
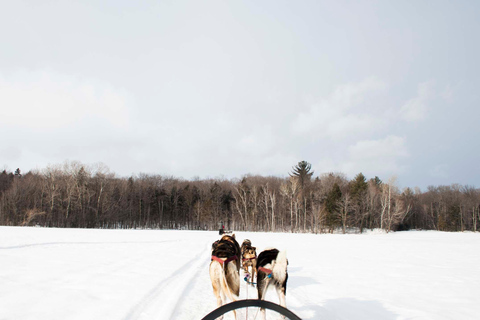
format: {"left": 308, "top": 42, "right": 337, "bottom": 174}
{"left": 210, "top": 234, "right": 241, "bottom": 319}
{"left": 256, "top": 248, "right": 288, "bottom": 319}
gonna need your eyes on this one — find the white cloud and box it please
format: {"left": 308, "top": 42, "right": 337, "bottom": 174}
{"left": 341, "top": 135, "right": 409, "bottom": 177}
{"left": 399, "top": 81, "right": 435, "bottom": 122}
{"left": 0, "top": 69, "right": 131, "bottom": 129}
{"left": 399, "top": 99, "right": 427, "bottom": 121}
{"left": 441, "top": 84, "right": 454, "bottom": 102}
{"left": 329, "top": 77, "right": 388, "bottom": 109}
{"left": 291, "top": 77, "right": 389, "bottom": 140}
{"left": 0, "top": 69, "right": 139, "bottom": 177}
{"left": 348, "top": 135, "right": 409, "bottom": 159}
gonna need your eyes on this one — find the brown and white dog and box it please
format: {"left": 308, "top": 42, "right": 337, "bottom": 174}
{"left": 241, "top": 239, "right": 257, "bottom": 285}
{"left": 256, "top": 248, "right": 288, "bottom": 319}
{"left": 210, "top": 234, "right": 241, "bottom": 319}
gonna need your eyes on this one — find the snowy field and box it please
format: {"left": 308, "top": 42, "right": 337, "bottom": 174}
{"left": 1, "top": 227, "right": 479, "bottom": 320}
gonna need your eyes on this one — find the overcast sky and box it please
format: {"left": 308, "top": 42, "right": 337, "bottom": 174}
{"left": 1, "top": 0, "right": 479, "bottom": 190}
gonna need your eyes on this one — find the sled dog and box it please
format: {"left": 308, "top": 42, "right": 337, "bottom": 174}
{"left": 241, "top": 239, "right": 257, "bottom": 285}
{"left": 210, "top": 234, "right": 241, "bottom": 319}
{"left": 256, "top": 248, "right": 288, "bottom": 319}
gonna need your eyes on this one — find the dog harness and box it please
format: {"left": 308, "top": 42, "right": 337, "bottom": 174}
{"left": 211, "top": 255, "right": 237, "bottom": 265}
{"left": 242, "top": 256, "right": 256, "bottom": 262}
{"left": 258, "top": 266, "right": 273, "bottom": 278}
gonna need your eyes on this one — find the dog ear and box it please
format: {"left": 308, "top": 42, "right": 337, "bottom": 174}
{"left": 231, "top": 233, "right": 236, "bottom": 239}
{"left": 253, "top": 246, "right": 256, "bottom": 250}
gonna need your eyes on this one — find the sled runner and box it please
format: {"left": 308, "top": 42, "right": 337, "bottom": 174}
{"left": 201, "top": 299, "right": 301, "bottom": 320}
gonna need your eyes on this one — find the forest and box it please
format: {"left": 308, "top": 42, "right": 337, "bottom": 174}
{"left": 1, "top": 161, "right": 478, "bottom": 233}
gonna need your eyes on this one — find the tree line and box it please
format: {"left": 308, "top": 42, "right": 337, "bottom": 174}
{"left": 1, "top": 160, "right": 479, "bottom": 233}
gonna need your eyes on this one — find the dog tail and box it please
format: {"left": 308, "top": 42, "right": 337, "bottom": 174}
{"left": 221, "top": 261, "right": 239, "bottom": 302}
{"left": 272, "top": 250, "right": 288, "bottom": 284}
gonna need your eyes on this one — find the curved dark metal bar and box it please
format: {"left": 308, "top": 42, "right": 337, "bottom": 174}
{"left": 201, "top": 299, "right": 302, "bottom": 320}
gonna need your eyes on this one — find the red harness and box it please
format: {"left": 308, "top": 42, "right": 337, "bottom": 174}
{"left": 258, "top": 266, "right": 273, "bottom": 275}
{"left": 211, "top": 255, "right": 238, "bottom": 265}
{"left": 242, "top": 256, "right": 256, "bottom": 262}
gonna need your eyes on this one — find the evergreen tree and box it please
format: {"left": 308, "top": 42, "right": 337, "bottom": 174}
{"left": 351, "top": 173, "right": 368, "bottom": 201}
{"left": 325, "top": 183, "right": 342, "bottom": 232}
{"left": 289, "top": 161, "right": 314, "bottom": 190}
{"left": 349, "top": 173, "right": 368, "bottom": 231}
{"left": 290, "top": 161, "right": 314, "bottom": 232}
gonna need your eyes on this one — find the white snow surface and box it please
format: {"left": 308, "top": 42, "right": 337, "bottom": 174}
{"left": 1, "top": 227, "right": 479, "bottom": 320}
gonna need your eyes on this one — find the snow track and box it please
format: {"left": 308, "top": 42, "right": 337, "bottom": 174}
{"left": 124, "top": 240, "right": 212, "bottom": 320}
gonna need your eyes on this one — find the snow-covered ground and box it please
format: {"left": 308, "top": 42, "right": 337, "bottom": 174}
{"left": 1, "top": 227, "right": 479, "bottom": 320}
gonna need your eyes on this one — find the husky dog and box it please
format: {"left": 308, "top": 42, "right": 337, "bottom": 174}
{"left": 256, "top": 248, "right": 288, "bottom": 319}
{"left": 240, "top": 239, "right": 252, "bottom": 254}
{"left": 210, "top": 234, "right": 241, "bottom": 319}
{"left": 241, "top": 239, "right": 257, "bottom": 285}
